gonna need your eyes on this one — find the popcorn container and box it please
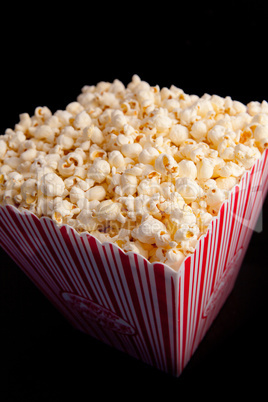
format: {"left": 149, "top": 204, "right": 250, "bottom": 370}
{"left": 0, "top": 149, "right": 267, "bottom": 377}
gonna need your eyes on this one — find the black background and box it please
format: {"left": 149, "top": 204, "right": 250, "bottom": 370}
{"left": 0, "top": 2, "right": 268, "bottom": 400}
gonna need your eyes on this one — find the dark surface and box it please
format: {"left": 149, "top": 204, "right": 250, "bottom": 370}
{"left": 1, "top": 2, "right": 268, "bottom": 400}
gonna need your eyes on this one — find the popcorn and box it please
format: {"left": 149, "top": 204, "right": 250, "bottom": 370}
{"left": 120, "top": 173, "right": 138, "bottom": 196}
{"left": 207, "top": 125, "right": 226, "bottom": 147}
{"left": 169, "top": 124, "right": 189, "bottom": 146}
{"left": 138, "top": 146, "right": 159, "bottom": 164}
{"left": 217, "top": 137, "right": 236, "bottom": 160}
{"left": 86, "top": 125, "right": 104, "bottom": 145}
{"left": 205, "top": 186, "right": 227, "bottom": 214}
{"left": 15, "top": 113, "right": 32, "bottom": 132}
{"left": 169, "top": 203, "right": 197, "bottom": 227}
{"left": 56, "top": 134, "right": 75, "bottom": 150}
{"left": 165, "top": 248, "right": 185, "bottom": 269}
{"left": 121, "top": 143, "right": 142, "bottom": 159}
{"left": 88, "top": 144, "right": 107, "bottom": 161}
{"left": 190, "top": 120, "right": 208, "bottom": 142}
{"left": 154, "top": 153, "right": 178, "bottom": 176}
{"left": 175, "top": 177, "right": 203, "bottom": 204}
{"left": 196, "top": 210, "right": 213, "bottom": 231}
{"left": 5, "top": 172, "right": 24, "bottom": 190}
{"left": 234, "top": 143, "right": 261, "bottom": 169}
{"left": 58, "top": 152, "right": 84, "bottom": 177}
{"left": 69, "top": 186, "right": 85, "bottom": 204}
{"left": 137, "top": 178, "right": 161, "bottom": 197}
{"left": 253, "top": 124, "right": 268, "bottom": 143}
{"left": 34, "top": 125, "right": 54, "bottom": 141}
{"left": 111, "top": 110, "right": 128, "bottom": 129}
{"left": 87, "top": 158, "right": 110, "bottom": 183}
{"left": 76, "top": 209, "right": 98, "bottom": 231}
{"left": 178, "top": 159, "right": 197, "bottom": 180}
{"left": 217, "top": 161, "right": 245, "bottom": 178}
{"left": 123, "top": 240, "right": 149, "bottom": 260}
{"left": 215, "top": 176, "right": 238, "bottom": 191}
{"left": 85, "top": 185, "right": 106, "bottom": 201}
{"left": 73, "top": 110, "right": 92, "bottom": 130}
{"left": 108, "top": 150, "right": 125, "bottom": 168}
{"left": 132, "top": 215, "right": 168, "bottom": 244}
{"left": 0, "top": 139, "right": 7, "bottom": 159}
{"left": 179, "top": 141, "right": 209, "bottom": 163}
{"left": 20, "top": 148, "right": 38, "bottom": 162}
{"left": 40, "top": 173, "right": 65, "bottom": 197}
{"left": 0, "top": 74, "right": 267, "bottom": 272}
{"left": 94, "top": 200, "right": 126, "bottom": 225}
{"left": 52, "top": 198, "right": 78, "bottom": 225}
{"left": 21, "top": 178, "right": 38, "bottom": 204}
{"left": 196, "top": 157, "right": 215, "bottom": 180}
{"left": 174, "top": 223, "right": 200, "bottom": 243}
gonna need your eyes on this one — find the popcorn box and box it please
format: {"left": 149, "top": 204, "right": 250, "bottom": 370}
{"left": 1, "top": 148, "right": 267, "bottom": 377}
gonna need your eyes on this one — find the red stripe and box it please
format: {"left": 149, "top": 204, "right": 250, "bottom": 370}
{"left": 181, "top": 257, "right": 191, "bottom": 369}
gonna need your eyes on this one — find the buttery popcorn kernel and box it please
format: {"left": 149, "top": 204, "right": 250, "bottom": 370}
{"left": 0, "top": 75, "right": 267, "bottom": 271}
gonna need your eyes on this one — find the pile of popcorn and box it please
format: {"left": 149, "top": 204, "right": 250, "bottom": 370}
{"left": 1, "top": 75, "right": 268, "bottom": 270}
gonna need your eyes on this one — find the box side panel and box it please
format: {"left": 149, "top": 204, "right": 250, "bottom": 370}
{"left": 177, "top": 150, "right": 268, "bottom": 374}
{"left": 0, "top": 204, "right": 179, "bottom": 375}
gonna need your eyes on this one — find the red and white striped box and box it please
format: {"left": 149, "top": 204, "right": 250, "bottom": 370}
{"left": 0, "top": 149, "right": 268, "bottom": 376}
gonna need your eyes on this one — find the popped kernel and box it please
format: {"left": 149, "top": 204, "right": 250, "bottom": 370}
{"left": 40, "top": 172, "right": 65, "bottom": 197}
{"left": 169, "top": 124, "right": 189, "bottom": 146}
{"left": 87, "top": 158, "right": 110, "bottom": 183}
{"left": 0, "top": 139, "right": 7, "bottom": 159}
{"left": 132, "top": 215, "right": 168, "bottom": 245}
{"left": 121, "top": 143, "right": 142, "bottom": 159}
{"left": 85, "top": 185, "right": 106, "bottom": 201}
